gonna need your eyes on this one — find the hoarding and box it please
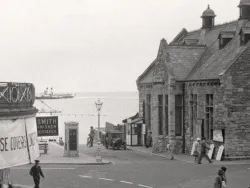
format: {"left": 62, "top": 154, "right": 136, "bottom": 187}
{"left": 0, "top": 117, "right": 39, "bottom": 169}
{"left": 213, "top": 129, "right": 223, "bottom": 142}
{"left": 36, "top": 116, "right": 58, "bottom": 136}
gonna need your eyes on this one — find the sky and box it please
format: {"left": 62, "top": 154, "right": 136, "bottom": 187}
{"left": 0, "top": 0, "right": 241, "bottom": 93}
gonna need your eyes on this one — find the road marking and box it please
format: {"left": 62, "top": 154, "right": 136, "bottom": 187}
{"left": 120, "top": 181, "right": 133, "bottom": 185}
{"left": 14, "top": 184, "right": 33, "bottom": 188}
{"left": 12, "top": 168, "right": 75, "bottom": 170}
{"left": 138, "top": 184, "right": 153, "bottom": 188}
{"left": 99, "top": 178, "right": 114, "bottom": 181}
{"left": 79, "top": 175, "right": 92, "bottom": 179}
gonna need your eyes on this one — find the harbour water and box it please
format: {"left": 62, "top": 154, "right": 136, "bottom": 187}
{"left": 34, "top": 92, "right": 138, "bottom": 144}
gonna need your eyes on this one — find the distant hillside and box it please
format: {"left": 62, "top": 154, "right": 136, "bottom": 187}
{"left": 75, "top": 91, "right": 138, "bottom": 98}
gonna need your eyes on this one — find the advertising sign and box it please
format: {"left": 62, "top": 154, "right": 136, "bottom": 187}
{"left": 207, "top": 144, "right": 215, "bottom": 159}
{"left": 216, "top": 145, "right": 224, "bottom": 161}
{"left": 0, "top": 118, "right": 39, "bottom": 169}
{"left": 139, "top": 100, "right": 145, "bottom": 119}
{"left": 36, "top": 116, "right": 58, "bottom": 136}
{"left": 213, "top": 129, "right": 223, "bottom": 142}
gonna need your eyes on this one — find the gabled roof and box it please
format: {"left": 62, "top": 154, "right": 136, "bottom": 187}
{"left": 137, "top": 12, "right": 250, "bottom": 84}
{"left": 165, "top": 45, "right": 206, "bottom": 80}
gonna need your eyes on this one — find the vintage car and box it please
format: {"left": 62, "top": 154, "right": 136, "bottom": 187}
{"left": 105, "top": 129, "right": 127, "bottom": 150}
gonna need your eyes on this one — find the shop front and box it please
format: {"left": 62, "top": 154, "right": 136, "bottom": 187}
{"left": 123, "top": 113, "right": 145, "bottom": 146}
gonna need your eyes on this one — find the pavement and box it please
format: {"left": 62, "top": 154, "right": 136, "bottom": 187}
{"left": 9, "top": 144, "right": 250, "bottom": 188}
{"left": 36, "top": 142, "right": 111, "bottom": 165}
{"left": 127, "top": 145, "right": 250, "bottom": 165}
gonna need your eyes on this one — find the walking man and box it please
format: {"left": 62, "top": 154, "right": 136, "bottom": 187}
{"left": 89, "top": 126, "right": 95, "bottom": 147}
{"left": 197, "top": 137, "right": 212, "bottom": 164}
{"left": 30, "top": 160, "right": 44, "bottom": 188}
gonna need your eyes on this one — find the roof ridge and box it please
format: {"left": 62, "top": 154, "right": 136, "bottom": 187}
{"left": 169, "top": 44, "right": 207, "bottom": 48}
{"left": 187, "top": 20, "right": 238, "bottom": 35}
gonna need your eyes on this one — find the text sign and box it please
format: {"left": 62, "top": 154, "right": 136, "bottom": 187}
{"left": 139, "top": 100, "right": 144, "bottom": 118}
{"left": 36, "top": 116, "right": 58, "bottom": 136}
{"left": 216, "top": 145, "right": 224, "bottom": 161}
{"left": 0, "top": 118, "right": 39, "bottom": 169}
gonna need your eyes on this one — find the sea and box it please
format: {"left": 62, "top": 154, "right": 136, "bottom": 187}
{"left": 34, "top": 92, "right": 139, "bottom": 144}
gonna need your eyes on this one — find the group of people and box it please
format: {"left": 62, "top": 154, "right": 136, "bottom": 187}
{"left": 214, "top": 166, "right": 227, "bottom": 188}
{"left": 193, "top": 137, "right": 213, "bottom": 164}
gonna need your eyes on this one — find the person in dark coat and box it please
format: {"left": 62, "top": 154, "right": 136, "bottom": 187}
{"left": 214, "top": 169, "right": 224, "bottom": 188}
{"left": 29, "top": 160, "right": 44, "bottom": 188}
{"left": 89, "top": 126, "right": 95, "bottom": 147}
{"left": 221, "top": 166, "right": 227, "bottom": 186}
{"left": 197, "top": 137, "right": 212, "bottom": 164}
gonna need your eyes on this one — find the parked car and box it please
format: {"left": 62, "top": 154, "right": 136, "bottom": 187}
{"left": 105, "top": 130, "right": 126, "bottom": 150}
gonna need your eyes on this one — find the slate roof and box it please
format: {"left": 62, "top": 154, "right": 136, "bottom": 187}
{"left": 186, "top": 20, "right": 249, "bottom": 80}
{"left": 166, "top": 46, "right": 205, "bottom": 80}
{"left": 137, "top": 5, "right": 250, "bottom": 83}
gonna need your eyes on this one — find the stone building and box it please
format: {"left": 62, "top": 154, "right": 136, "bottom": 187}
{"left": 136, "top": 0, "right": 250, "bottom": 159}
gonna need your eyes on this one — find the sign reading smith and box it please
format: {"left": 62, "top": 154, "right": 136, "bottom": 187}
{"left": 36, "top": 116, "right": 58, "bottom": 136}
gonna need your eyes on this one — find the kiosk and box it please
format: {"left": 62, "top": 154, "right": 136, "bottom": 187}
{"left": 64, "top": 121, "right": 79, "bottom": 157}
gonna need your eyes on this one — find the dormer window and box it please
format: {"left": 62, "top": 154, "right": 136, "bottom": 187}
{"left": 239, "top": 27, "right": 250, "bottom": 45}
{"left": 184, "top": 39, "right": 199, "bottom": 45}
{"left": 218, "top": 31, "right": 235, "bottom": 49}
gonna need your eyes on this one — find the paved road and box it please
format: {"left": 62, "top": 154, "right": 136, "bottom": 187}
{"left": 10, "top": 146, "right": 250, "bottom": 188}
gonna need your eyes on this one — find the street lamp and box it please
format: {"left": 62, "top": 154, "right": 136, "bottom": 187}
{"left": 95, "top": 98, "right": 103, "bottom": 163}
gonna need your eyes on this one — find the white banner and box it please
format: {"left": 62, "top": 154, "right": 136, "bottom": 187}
{"left": 25, "top": 117, "right": 40, "bottom": 162}
{"left": 0, "top": 117, "right": 39, "bottom": 169}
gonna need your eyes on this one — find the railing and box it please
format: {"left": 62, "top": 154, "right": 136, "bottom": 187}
{"left": 0, "top": 82, "right": 35, "bottom": 109}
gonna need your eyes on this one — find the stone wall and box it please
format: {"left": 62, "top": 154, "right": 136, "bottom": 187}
{"left": 220, "top": 45, "right": 250, "bottom": 157}
{"left": 152, "top": 136, "right": 184, "bottom": 154}
{"left": 138, "top": 44, "right": 250, "bottom": 158}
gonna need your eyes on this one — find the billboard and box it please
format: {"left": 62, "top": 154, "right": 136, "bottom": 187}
{"left": 139, "top": 100, "right": 145, "bottom": 119}
{"left": 0, "top": 117, "right": 39, "bottom": 169}
{"left": 36, "top": 116, "right": 58, "bottom": 136}
{"left": 213, "top": 129, "right": 223, "bottom": 142}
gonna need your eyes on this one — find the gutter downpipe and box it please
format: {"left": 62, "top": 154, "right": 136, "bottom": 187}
{"left": 182, "top": 82, "right": 186, "bottom": 154}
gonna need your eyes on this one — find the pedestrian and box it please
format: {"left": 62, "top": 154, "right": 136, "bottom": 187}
{"left": 197, "top": 137, "right": 212, "bottom": 164}
{"left": 29, "top": 160, "right": 45, "bottom": 188}
{"left": 167, "top": 139, "right": 175, "bottom": 160}
{"left": 145, "top": 131, "right": 152, "bottom": 148}
{"left": 221, "top": 166, "right": 227, "bottom": 188}
{"left": 87, "top": 134, "right": 91, "bottom": 147}
{"left": 89, "top": 126, "right": 95, "bottom": 147}
{"left": 193, "top": 137, "right": 201, "bottom": 163}
{"left": 214, "top": 169, "right": 224, "bottom": 188}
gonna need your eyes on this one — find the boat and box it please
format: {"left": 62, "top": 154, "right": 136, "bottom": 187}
{"left": 36, "top": 87, "right": 75, "bottom": 100}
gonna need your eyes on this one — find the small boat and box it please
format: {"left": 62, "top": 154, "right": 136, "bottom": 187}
{"left": 36, "top": 87, "right": 75, "bottom": 100}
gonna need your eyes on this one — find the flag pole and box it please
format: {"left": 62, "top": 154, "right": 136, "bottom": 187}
{"left": 24, "top": 119, "right": 32, "bottom": 164}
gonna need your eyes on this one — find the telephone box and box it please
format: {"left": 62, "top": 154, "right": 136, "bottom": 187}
{"left": 64, "top": 121, "right": 79, "bottom": 157}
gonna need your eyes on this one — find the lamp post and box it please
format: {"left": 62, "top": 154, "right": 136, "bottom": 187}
{"left": 95, "top": 98, "right": 103, "bottom": 163}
